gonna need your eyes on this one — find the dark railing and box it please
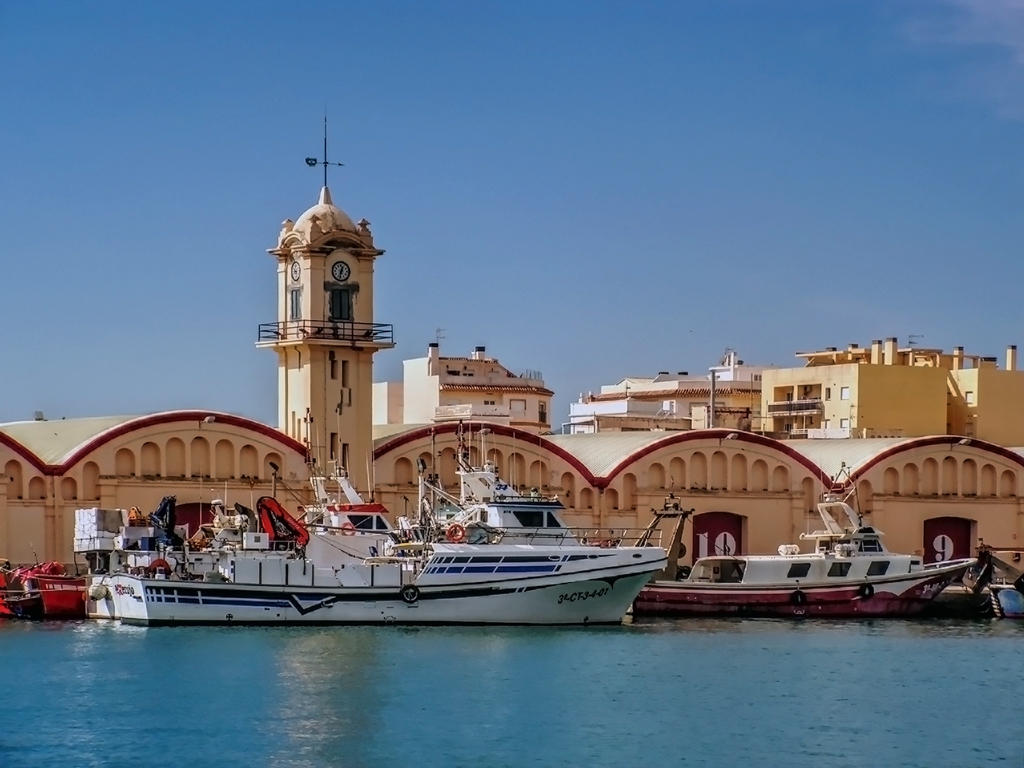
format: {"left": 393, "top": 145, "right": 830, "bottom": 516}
{"left": 767, "top": 398, "right": 823, "bottom": 415}
{"left": 258, "top": 320, "right": 394, "bottom": 345}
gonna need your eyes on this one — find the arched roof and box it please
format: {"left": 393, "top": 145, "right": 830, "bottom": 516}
{"left": 373, "top": 424, "right": 832, "bottom": 488}
{"left": 374, "top": 424, "right": 1024, "bottom": 490}
{"left": 0, "top": 411, "right": 306, "bottom": 475}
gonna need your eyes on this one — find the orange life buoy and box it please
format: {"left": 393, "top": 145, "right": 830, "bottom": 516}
{"left": 446, "top": 523, "right": 467, "bottom": 543}
{"left": 149, "top": 558, "right": 172, "bottom": 576}
{"left": 340, "top": 521, "right": 357, "bottom": 536}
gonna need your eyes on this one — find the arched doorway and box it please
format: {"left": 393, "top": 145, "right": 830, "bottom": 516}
{"left": 922, "top": 517, "right": 973, "bottom": 563}
{"left": 692, "top": 512, "right": 744, "bottom": 559}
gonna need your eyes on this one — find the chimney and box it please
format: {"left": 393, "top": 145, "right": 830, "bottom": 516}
{"left": 472, "top": 345, "right": 487, "bottom": 361}
{"left": 952, "top": 346, "right": 964, "bottom": 371}
{"left": 427, "top": 342, "right": 440, "bottom": 373}
{"left": 1007, "top": 345, "right": 1017, "bottom": 372}
{"left": 883, "top": 337, "right": 897, "bottom": 365}
{"left": 870, "top": 340, "right": 883, "bottom": 365}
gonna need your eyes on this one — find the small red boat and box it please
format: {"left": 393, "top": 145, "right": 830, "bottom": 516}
{"left": 634, "top": 497, "right": 975, "bottom": 618}
{"left": 1, "top": 562, "right": 86, "bottom": 620}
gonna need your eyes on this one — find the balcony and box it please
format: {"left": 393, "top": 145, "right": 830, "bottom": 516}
{"left": 257, "top": 320, "right": 394, "bottom": 348}
{"left": 433, "top": 404, "right": 512, "bottom": 425}
{"left": 767, "top": 398, "right": 823, "bottom": 416}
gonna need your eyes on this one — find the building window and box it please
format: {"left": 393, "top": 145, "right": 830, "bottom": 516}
{"left": 965, "top": 391, "right": 975, "bottom": 405}
{"left": 329, "top": 288, "right": 352, "bottom": 321}
{"left": 840, "top": 387, "right": 850, "bottom": 401}
{"left": 342, "top": 360, "right": 350, "bottom": 388}
{"left": 329, "top": 352, "right": 337, "bottom": 380}
{"left": 825, "top": 387, "right": 831, "bottom": 401}
{"left": 824, "top": 419, "right": 831, "bottom": 429}
{"left": 289, "top": 289, "right": 302, "bottom": 320}
{"left": 342, "top": 443, "right": 350, "bottom": 469}
{"left": 329, "top": 432, "right": 338, "bottom": 460}
{"left": 539, "top": 401, "right": 548, "bottom": 424}
{"left": 483, "top": 400, "right": 495, "bottom": 405}
{"left": 840, "top": 418, "right": 850, "bottom": 429}
{"left": 785, "top": 392, "right": 793, "bottom": 401}
{"left": 784, "top": 422, "right": 793, "bottom": 432}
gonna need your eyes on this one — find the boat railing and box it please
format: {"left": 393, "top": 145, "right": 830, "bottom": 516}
{"left": 495, "top": 527, "right": 663, "bottom": 548}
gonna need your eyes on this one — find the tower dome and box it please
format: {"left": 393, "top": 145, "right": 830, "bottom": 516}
{"left": 289, "top": 186, "right": 358, "bottom": 244}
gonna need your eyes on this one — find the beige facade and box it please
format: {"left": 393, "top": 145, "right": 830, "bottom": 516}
{"left": 374, "top": 344, "right": 553, "bottom": 434}
{"left": 0, "top": 412, "right": 306, "bottom": 565}
{"left": 569, "top": 351, "right": 765, "bottom": 434}
{"left": 763, "top": 339, "right": 1024, "bottom": 442}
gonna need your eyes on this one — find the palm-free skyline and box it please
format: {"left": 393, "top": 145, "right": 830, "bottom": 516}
{"left": 1, "top": 1, "right": 1022, "bottom": 427}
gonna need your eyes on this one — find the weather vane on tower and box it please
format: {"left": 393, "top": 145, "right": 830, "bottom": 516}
{"left": 305, "top": 115, "right": 344, "bottom": 188}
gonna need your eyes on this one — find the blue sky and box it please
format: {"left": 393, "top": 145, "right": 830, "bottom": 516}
{"left": 1, "top": 1, "right": 1022, "bottom": 427}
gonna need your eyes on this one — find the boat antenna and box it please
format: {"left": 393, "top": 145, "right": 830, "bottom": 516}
{"left": 305, "top": 114, "right": 344, "bottom": 189}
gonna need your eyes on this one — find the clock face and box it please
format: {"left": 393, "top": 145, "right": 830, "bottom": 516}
{"left": 331, "top": 261, "right": 351, "bottom": 282}
{"left": 289, "top": 261, "right": 301, "bottom": 282}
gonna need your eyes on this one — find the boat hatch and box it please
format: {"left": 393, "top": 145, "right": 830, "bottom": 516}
{"left": 693, "top": 558, "right": 745, "bottom": 584}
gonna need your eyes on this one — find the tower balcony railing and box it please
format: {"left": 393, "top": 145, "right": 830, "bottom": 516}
{"left": 258, "top": 320, "right": 394, "bottom": 345}
{"left": 766, "top": 398, "right": 823, "bottom": 416}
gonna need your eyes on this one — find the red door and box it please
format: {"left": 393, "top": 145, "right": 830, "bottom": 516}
{"left": 922, "top": 517, "right": 973, "bottom": 563}
{"left": 172, "top": 502, "right": 217, "bottom": 538}
{"left": 693, "top": 512, "right": 744, "bottom": 560}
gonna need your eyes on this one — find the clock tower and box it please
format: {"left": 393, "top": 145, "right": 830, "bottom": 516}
{"left": 258, "top": 185, "right": 394, "bottom": 490}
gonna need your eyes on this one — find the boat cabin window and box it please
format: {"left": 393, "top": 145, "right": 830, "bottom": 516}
{"left": 866, "top": 561, "right": 889, "bottom": 576}
{"left": 702, "top": 559, "right": 745, "bottom": 584}
{"left": 545, "top": 512, "right": 562, "bottom": 528}
{"left": 828, "top": 562, "right": 851, "bottom": 577}
{"left": 860, "top": 538, "right": 883, "bottom": 553}
{"left": 786, "top": 562, "right": 811, "bottom": 578}
{"left": 512, "top": 510, "right": 545, "bottom": 528}
{"left": 347, "top": 514, "right": 388, "bottom": 531}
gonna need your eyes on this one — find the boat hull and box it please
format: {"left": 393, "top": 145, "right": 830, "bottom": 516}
{"left": 5, "top": 575, "right": 86, "bottom": 620}
{"left": 88, "top": 560, "right": 662, "bottom": 626}
{"left": 634, "top": 561, "right": 972, "bottom": 618}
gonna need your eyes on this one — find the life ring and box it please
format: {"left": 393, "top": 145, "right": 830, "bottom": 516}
{"left": 446, "top": 523, "right": 467, "bottom": 544}
{"left": 340, "top": 521, "right": 357, "bottom": 536}
{"left": 858, "top": 583, "right": 875, "bottom": 599}
{"left": 149, "top": 558, "right": 172, "bottom": 576}
{"left": 400, "top": 585, "right": 420, "bottom": 604}
{"left": 790, "top": 589, "right": 807, "bottom": 606}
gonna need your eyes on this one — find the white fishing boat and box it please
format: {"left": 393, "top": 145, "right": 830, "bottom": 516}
{"left": 79, "top": 450, "right": 666, "bottom": 626}
{"left": 635, "top": 495, "right": 975, "bottom": 618}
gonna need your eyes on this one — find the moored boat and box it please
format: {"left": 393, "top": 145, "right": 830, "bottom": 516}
{"left": 79, "top": 442, "right": 667, "bottom": 626}
{"left": 634, "top": 496, "right": 974, "bottom": 618}
{"left": 1, "top": 562, "right": 86, "bottom": 619}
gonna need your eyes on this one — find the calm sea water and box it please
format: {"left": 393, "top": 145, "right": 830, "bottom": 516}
{"left": 1, "top": 618, "right": 1021, "bottom": 768}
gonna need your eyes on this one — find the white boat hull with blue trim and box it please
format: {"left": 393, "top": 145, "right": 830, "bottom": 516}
{"left": 86, "top": 544, "right": 666, "bottom": 625}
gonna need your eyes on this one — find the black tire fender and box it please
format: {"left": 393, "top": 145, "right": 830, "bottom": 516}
{"left": 790, "top": 589, "right": 807, "bottom": 606}
{"left": 400, "top": 585, "right": 420, "bottom": 604}
{"left": 858, "top": 583, "right": 875, "bottom": 599}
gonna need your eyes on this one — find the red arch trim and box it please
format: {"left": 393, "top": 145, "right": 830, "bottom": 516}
{"left": 843, "top": 435, "right": 1024, "bottom": 486}
{"left": 1, "top": 411, "right": 307, "bottom": 476}
{"left": 373, "top": 424, "right": 833, "bottom": 489}
{"left": 599, "top": 429, "right": 834, "bottom": 487}
{"left": 373, "top": 423, "right": 603, "bottom": 487}
{"left": 0, "top": 432, "right": 50, "bottom": 473}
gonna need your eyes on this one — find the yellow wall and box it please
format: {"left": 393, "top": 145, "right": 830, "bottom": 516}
{"left": 951, "top": 368, "right": 1024, "bottom": 446}
{"left": 857, "top": 364, "right": 948, "bottom": 436}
